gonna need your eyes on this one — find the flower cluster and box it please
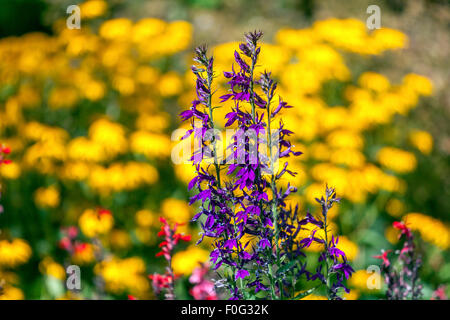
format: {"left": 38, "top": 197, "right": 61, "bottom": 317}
{"left": 181, "top": 32, "right": 354, "bottom": 300}
{"left": 298, "top": 186, "right": 354, "bottom": 299}
{"left": 189, "top": 263, "right": 217, "bottom": 300}
{"left": 150, "top": 217, "right": 191, "bottom": 299}
{"left": 375, "top": 221, "right": 422, "bottom": 300}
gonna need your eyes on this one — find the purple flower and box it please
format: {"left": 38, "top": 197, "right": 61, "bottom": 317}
{"left": 236, "top": 269, "right": 250, "bottom": 280}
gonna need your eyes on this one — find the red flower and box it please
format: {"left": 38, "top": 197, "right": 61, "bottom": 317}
{"left": 74, "top": 242, "right": 88, "bottom": 253}
{"left": 393, "top": 221, "right": 412, "bottom": 238}
{"left": 0, "top": 145, "right": 12, "bottom": 165}
{"left": 97, "top": 208, "right": 111, "bottom": 215}
{"left": 155, "top": 217, "right": 191, "bottom": 259}
{"left": 59, "top": 237, "right": 72, "bottom": 251}
{"left": 374, "top": 250, "right": 392, "bottom": 267}
{"left": 148, "top": 273, "right": 176, "bottom": 294}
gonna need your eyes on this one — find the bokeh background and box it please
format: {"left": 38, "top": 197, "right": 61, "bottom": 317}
{"left": 0, "top": 0, "right": 448, "bottom": 300}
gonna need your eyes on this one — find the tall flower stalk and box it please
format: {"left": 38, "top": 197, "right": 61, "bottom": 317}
{"left": 150, "top": 217, "right": 191, "bottom": 300}
{"left": 375, "top": 221, "right": 422, "bottom": 300}
{"left": 180, "top": 32, "right": 354, "bottom": 300}
{"left": 298, "top": 186, "right": 354, "bottom": 299}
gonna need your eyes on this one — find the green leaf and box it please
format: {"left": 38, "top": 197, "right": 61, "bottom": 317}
{"left": 277, "top": 260, "right": 298, "bottom": 276}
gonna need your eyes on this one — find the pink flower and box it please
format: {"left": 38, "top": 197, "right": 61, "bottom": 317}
{"left": 374, "top": 250, "right": 392, "bottom": 267}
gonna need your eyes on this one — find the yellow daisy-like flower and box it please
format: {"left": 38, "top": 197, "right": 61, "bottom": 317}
{"left": 336, "top": 236, "right": 359, "bottom": 261}
{"left": 409, "top": 130, "right": 433, "bottom": 155}
{"left": 80, "top": 0, "right": 107, "bottom": 19}
{"left": 404, "top": 213, "right": 450, "bottom": 250}
{"left": 78, "top": 208, "right": 114, "bottom": 238}
{"left": 34, "top": 185, "right": 60, "bottom": 208}
{"left": 0, "top": 239, "right": 32, "bottom": 268}
{"left": 94, "top": 257, "right": 149, "bottom": 295}
{"left": 0, "top": 286, "right": 24, "bottom": 300}
{"left": 171, "top": 246, "right": 209, "bottom": 275}
{"left": 161, "top": 198, "right": 191, "bottom": 224}
{"left": 39, "top": 257, "right": 66, "bottom": 280}
{"left": 376, "top": 147, "right": 417, "bottom": 173}
{"left": 348, "top": 270, "right": 382, "bottom": 292}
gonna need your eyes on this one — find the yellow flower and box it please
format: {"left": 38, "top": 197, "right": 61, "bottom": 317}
{"left": 301, "top": 294, "right": 327, "bottom": 300}
{"left": 130, "top": 131, "right": 172, "bottom": 158}
{"left": 0, "top": 162, "right": 21, "bottom": 179}
{"left": 161, "top": 198, "right": 191, "bottom": 223}
{"left": 404, "top": 213, "right": 450, "bottom": 250}
{"left": 349, "top": 270, "right": 382, "bottom": 292}
{"left": 336, "top": 236, "right": 359, "bottom": 261}
{"left": 327, "top": 130, "right": 364, "bottom": 149}
{"left": 39, "top": 257, "right": 66, "bottom": 280}
{"left": 377, "top": 147, "right": 417, "bottom": 173}
{"left": 158, "top": 71, "right": 183, "bottom": 97}
{"left": 60, "top": 161, "right": 91, "bottom": 181}
{"left": 343, "top": 290, "right": 360, "bottom": 300}
{"left": 79, "top": 208, "right": 114, "bottom": 238}
{"left": 48, "top": 87, "right": 79, "bottom": 109}
{"left": 371, "top": 28, "right": 408, "bottom": 53}
{"left": 72, "top": 243, "right": 96, "bottom": 265}
{"left": 89, "top": 118, "right": 128, "bottom": 157}
{"left": 80, "top": 0, "right": 107, "bottom": 19}
{"left": 385, "top": 225, "right": 400, "bottom": 245}
{"left": 409, "top": 130, "right": 433, "bottom": 154}
{"left": 135, "top": 209, "right": 157, "bottom": 228}
{"left": 0, "top": 286, "right": 24, "bottom": 300}
{"left": 109, "top": 230, "right": 131, "bottom": 250}
{"left": 0, "top": 239, "right": 32, "bottom": 267}
{"left": 135, "top": 113, "right": 170, "bottom": 133}
{"left": 358, "top": 72, "right": 390, "bottom": 92}
{"left": 95, "top": 257, "right": 149, "bottom": 295}
{"left": 87, "top": 162, "right": 159, "bottom": 194}
{"left": 385, "top": 198, "right": 405, "bottom": 217}
{"left": 171, "top": 246, "right": 209, "bottom": 275}
{"left": 402, "top": 73, "right": 433, "bottom": 96}
{"left": 99, "top": 18, "right": 133, "bottom": 40}
{"left": 135, "top": 227, "right": 157, "bottom": 245}
{"left": 34, "top": 185, "right": 60, "bottom": 208}
{"left": 330, "top": 148, "right": 366, "bottom": 168}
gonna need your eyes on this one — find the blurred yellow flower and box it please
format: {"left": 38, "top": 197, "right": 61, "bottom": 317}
{"left": 109, "top": 229, "right": 132, "bottom": 250}
{"left": 404, "top": 213, "right": 450, "bottom": 250}
{"left": 385, "top": 198, "right": 405, "bottom": 217}
{"left": 79, "top": 208, "right": 114, "bottom": 238}
{"left": 403, "top": 73, "right": 433, "bottom": 96}
{"left": 0, "top": 286, "right": 24, "bottom": 300}
{"left": 377, "top": 147, "right": 417, "bottom": 173}
{"left": 336, "top": 236, "right": 359, "bottom": 261}
{"left": 80, "top": 0, "right": 107, "bottom": 19}
{"left": 135, "top": 209, "right": 157, "bottom": 228}
{"left": 161, "top": 198, "right": 191, "bottom": 223}
{"left": 385, "top": 225, "right": 400, "bottom": 244}
{"left": 0, "top": 162, "right": 21, "bottom": 179}
{"left": 171, "top": 246, "right": 209, "bottom": 275}
{"left": 39, "top": 257, "right": 66, "bottom": 280}
{"left": 0, "top": 239, "right": 32, "bottom": 267}
{"left": 34, "top": 186, "right": 60, "bottom": 208}
{"left": 72, "top": 243, "right": 96, "bottom": 265}
{"left": 99, "top": 18, "right": 133, "bottom": 40}
{"left": 301, "top": 294, "right": 327, "bottom": 300}
{"left": 349, "top": 270, "right": 382, "bottom": 292}
{"left": 130, "top": 131, "right": 172, "bottom": 158}
{"left": 95, "top": 257, "right": 149, "bottom": 295}
{"left": 409, "top": 130, "right": 433, "bottom": 154}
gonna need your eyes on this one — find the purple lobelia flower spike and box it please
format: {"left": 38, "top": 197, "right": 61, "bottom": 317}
{"left": 180, "top": 32, "right": 354, "bottom": 300}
